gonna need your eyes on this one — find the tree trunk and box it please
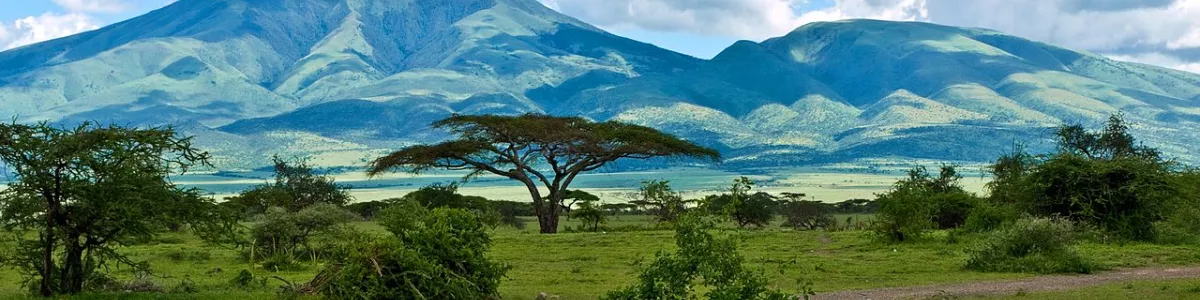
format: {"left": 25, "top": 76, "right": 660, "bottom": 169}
{"left": 39, "top": 232, "right": 55, "bottom": 297}
{"left": 538, "top": 202, "right": 561, "bottom": 234}
{"left": 61, "top": 236, "right": 86, "bottom": 294}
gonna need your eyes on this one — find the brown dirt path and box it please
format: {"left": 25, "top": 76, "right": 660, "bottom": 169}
{"left": 812, "top": 266, "right": 1200, "bottom": 299}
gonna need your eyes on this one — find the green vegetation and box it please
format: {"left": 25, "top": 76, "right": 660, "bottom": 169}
{"left": 964, "top": 217, "right": 1094, "bottom": 274}
{"left": 0, "top": 122, "right": 238, "bottom": 297}
{"left": 3, "top": 113, "right": 1200, "bottom": 299}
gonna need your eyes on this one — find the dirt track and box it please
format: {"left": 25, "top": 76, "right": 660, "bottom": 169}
{"left": 812, "top": 266, "right": 1200, "bottom": 299}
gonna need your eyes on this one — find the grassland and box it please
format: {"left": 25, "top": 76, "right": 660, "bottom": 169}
{"left": 2, "top": 215, "right": 1197, "bottom": 299}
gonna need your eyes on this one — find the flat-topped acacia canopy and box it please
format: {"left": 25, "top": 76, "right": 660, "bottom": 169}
{"left": 367, "top": 113, "right": 720, "bottom": 233}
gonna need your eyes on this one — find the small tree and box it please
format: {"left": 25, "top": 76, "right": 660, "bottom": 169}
{"left": 225, "top": 156, "right": 351, "bottom": 217}
{"left": 705, "top": 177, "right": 776, "bottom": 228}
{"left": 778, "top": 194, "right": 834, "bottom": 231}
{"left": 570, "top": 200, "right": 606, "bottom": 232}
{"left": 249, "top": 203, "right": 358, "bottom": 264}
{"left": 629, "top": 180, "right": 690, "bottom": 222}
{"left": 0, "top": 122, "right": 238, "bottom": 296}
{"left": 366, "top": 114, "right": 720, "bottom": 234}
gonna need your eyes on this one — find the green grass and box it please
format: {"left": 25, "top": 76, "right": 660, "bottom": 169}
{"left": 1, "top": 216, "right": 1197, "bottom": 299}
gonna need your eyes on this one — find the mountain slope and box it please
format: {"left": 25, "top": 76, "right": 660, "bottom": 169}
{"left": 1, "top": 4, "right": 1197, "bottom": 169}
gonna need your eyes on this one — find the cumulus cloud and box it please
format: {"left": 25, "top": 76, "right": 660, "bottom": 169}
{"left": 538, "top": 0, "right": 1200, "bottom": 73}
{"left": 0, "top": 12, "right": 101, "bottom": 50}
{"left": 53, "top": 0, "right": 133, "bottom": 13}
{"left": 540, "top": 0, "right": 924, "bottom": 40}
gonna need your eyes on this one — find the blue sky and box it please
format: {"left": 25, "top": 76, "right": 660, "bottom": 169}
{"left": 2, "top": 0, "right": 1198, "bottom": 73}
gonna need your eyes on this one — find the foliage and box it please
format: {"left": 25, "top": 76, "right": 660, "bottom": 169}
{"left": 366, "top": 113, "right": 720, "bottom": 233}
{"left": 928, "top": 192, "right": 981, "bottom": 229}
{"left": 392, "top": 183, "right": 502, "bottom": 228}
{"left": 602, "top": 213, "right": 794, "bottom": 300}
{"left": 317, "top": 208, "right": 509, "bottom": 299}
{"left": 873, "top": 165, "right": 980, "bottom": 242}
{"left": 224, "top": 156, "right": 352, "bottom": 218}
{"left": 344, "top": 201, "right": 389, "bottom": 220}
{"left": 962, "top": 203, "right": 1024, "bottom": 233}
{"left": 629, "top": 180, "right": 691, "bottom": 223}
{"left": 570, "top": 200, "right": 607, "bottom": 232}
{"left": 830, "top": 199, "right": 877, "bottom": 214}
{"left": 965, "top": 217, "right": 1094, "bottom": 274}
{"left": 778, "top": 199, "right": 835, "bottom": 231}
{"left": 987, "top": 114, "right": 1184, "bottom": 241}
{"left": 248, "top": 204, "right": 358, "bottom": 264}
{"left": 705, "top": 177, "right": 777, "bottom": 228}
{"left": 491, "top": 200, "right": 534, "bottom": 230}
{"left": 0, "top": 121, "right": 239, "bottom": 296}
{"left": 1155, "top": 170, "right": 1200, "bottom": 244}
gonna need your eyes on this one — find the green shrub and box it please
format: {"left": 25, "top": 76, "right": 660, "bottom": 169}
{"left": 872, "top": 187, "right": 933, "bottom": 243}
{"left": 963, "top": 203, "right": 1023, "bottom": 233}
{"left": 602, "top": 213, "right": 794, "bottom": 300}
{"left": 317, "top": 208, "right": 509, "bottom": 299}
{"left": 929, "top": 192, "right": 979, "bottom": 229}
{"left": 965, "top": 218, "right": 1094, "bottom": 274}
{"left": 249, "top": 204, "right": 358, "bottom": 263}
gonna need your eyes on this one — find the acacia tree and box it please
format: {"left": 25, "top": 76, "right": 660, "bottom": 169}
{"left": 367, "top": 114, "right": 720, "bottom": 234}
{"left": 0, "top": 122, "right": 238, "bottom": 296}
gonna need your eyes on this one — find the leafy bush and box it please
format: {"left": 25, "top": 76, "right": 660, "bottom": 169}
{"left": 704, "top": 177, "right": 777, "bottom": 228}
{"left": 986, "top": 115, "right": 1188, "bottom": 242}
{"left": 249, "top": 204, "right": 358, "bottom": 264}
{"left": 602, "top": 213, "right": 794, "bottom": 300}
{"left": 929, "top": 192, "right": 980, "bottom": 229}
{"left": 965, "top": 218, "right": 1094, "bottom": 274}
{"left": 873, "top": 165, "right": 978, "bottom": 242}
{"left": 224, "top": 156, "right": 353, "bottom": 218}
{"left": 872, "top": 186, "right": 934, "bottom": 243}
{"left": 317, "top": 208, "right": 509, "bottom": 299}
{"left": 344, "top": 201, "right": 388, "bottom": 220}
{"left": 962, "top": 203, "right": 1023, "bottom": 233}
{"left": 629, "top": 180, "right": 691, "bottom": 223}
{"left": 570, "top": 200, "right": 607, "bottom": 232}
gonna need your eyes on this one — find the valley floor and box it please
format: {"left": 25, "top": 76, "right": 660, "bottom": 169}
{"left": 1, "top": 216, "right": 1197, "bottom": 299}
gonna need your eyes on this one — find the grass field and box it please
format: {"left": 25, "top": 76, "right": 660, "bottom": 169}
{"left": 1, "top": 215, "right": 1197, "bottom": 299}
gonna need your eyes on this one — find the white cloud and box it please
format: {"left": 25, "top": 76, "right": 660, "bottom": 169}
{"left": 53, "top": 0, "right": 133, "bottom": 13}
{"left": 540, "top": 0, "right": 924, "bottom": 40}
{"left": 1109, "top": 53, "right": 1200, "bottom": 74}
{"left": 0, "top": 12, "right": 101, "bottom": 50}
{"left": 539, "top": 0, "right": 1200, "bottom": 72}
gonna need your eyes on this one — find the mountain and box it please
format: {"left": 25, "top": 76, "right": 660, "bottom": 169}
{"left": 0, "top": 1, "right": 1197, "bottom": 169}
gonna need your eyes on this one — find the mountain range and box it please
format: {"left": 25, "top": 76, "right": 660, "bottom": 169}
{"left": 1, "top": 0, "right": 1197, "bottom": 170}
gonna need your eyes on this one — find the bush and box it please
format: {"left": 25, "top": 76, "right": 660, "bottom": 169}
{"left": 345, "top": 201, "right": 388, "bottom": 220}
{"left": 962, "top": 203, "right": 1023, "bottom": 233}
{"left": 929, "top": 192, "right": 979, "bottom": 229}
{"left": 317, "top": 208, "right": 509, "bottom": 299}
{"left": 778, "top": 200, "right": 835, "bottom": 231}
{"left": 249, "top": 204, "right": 358, "bottom": 263}
{"left": 602, "top": 213, "right": 794, "bottom": 300}
{"left": 965, "top": 218, "right": 1094, "bottom": 274}
{"left": 872, "top": 187, "right": 933, "bottom": 243}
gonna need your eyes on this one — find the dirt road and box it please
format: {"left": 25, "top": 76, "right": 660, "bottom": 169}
{"left": 813, "top": 266, "right": 1200, "bottom": 299}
